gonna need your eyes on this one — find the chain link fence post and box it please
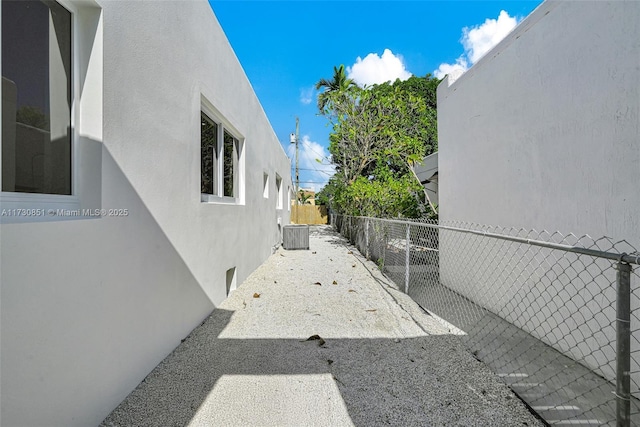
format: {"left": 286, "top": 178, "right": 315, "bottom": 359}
{"left": 405, "top": 223, "right": 410, "bottom": 294}
{"left": 365, "top": 218, "right": 370, "bottom": 260}
{"left": 617, "top": 261, "right": 632, "bottom": 427}
{"left": 349, "top": 216, "right": 353, "bottom": 243}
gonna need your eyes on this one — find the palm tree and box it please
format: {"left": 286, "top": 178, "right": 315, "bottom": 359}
{"left": 298, "top": 190, "right": 313, "bottom": 205}
{"left": 315, "top": 65, "right": 355, "bottom": 112}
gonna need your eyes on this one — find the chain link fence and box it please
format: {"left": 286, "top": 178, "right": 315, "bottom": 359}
{"left": 332, "top": 214, "right": 640, "bottom": 426}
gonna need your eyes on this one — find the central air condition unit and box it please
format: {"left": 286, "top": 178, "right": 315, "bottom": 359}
{"left": 283, "top": 224, "right": 309, "bottom": 250}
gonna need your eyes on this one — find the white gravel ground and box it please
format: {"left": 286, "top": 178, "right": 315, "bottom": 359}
{"left": 101, "top": 225, "right": 543, "bottom": 427}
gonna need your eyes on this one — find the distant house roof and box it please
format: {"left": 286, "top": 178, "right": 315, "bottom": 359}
{"left": 413, "top": 152, "right": 438, "bottom": 184}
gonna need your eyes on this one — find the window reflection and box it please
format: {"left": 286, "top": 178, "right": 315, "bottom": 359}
{"left": 2, "top": 0, "right": 72, "bottom": 195}
{"left": 223, "top": 131, "right": 238, "bottom": 198}
{"left": 201, "top": 113, "right": 218, "bottom": 195}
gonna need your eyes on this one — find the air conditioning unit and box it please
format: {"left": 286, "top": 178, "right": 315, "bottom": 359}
{"left": 283, "top": 224, "right": 309, "bottom": 250}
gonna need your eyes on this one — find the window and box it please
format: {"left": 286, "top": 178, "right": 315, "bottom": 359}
{"left": 222, "top": 131, "right": 239, "bottom": 198}
{"left": 275, "top": 175, "right": 283, "bottom": 209}
{"left": 2, "top": 0, "right": 72, "bottom": 195}
{"left": 1, "top": 0, "right": 103, "bottom": 223}
{"left": 201, "top": 113, "right": 218, "bottom": 195}
{"left": 200, "top": 104, "right": 244, "bottom": 203}
{"left": 263, "top": 172, "right": 269, "bottom": 198}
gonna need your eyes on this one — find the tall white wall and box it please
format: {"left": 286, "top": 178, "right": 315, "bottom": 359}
{"left": 0, "top": 1, "right": 292, "bottom": 425}
{"left": 438, "top": 0, "right": 639, "bottom": 390}
{"left": 439, "top": 0, "right": 639, "bottom": 241}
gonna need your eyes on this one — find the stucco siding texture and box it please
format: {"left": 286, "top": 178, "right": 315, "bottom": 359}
{"left": 0, "top": 1, "right": 291, "bottom": 426}
{"left": 437, "top": 0, "right": 640, "bottom": 398}
{"left": 438, "top": 0, "right": 639, "bottom": 242}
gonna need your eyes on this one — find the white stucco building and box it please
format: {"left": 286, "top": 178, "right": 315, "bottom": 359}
{"left": 413, "top": 152, "right": 438, "bottom": 206}
{"left": 438, "top": 0, "right": 639, "bottom": 241}
{"left": 438, "top": 0, "right": 639, "bottom": 397}
{"left": 0, "top": 1, "right": 292, "bottom": 425}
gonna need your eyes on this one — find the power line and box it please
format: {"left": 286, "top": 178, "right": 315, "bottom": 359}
{"left": 300, "top": 139, "right": 332, "bottom": 165}
{"left": 297, "top": 141, "right": 335, "bottom": 181}
{"left": 295, "top": 167, "right": 334, "bottom": 176}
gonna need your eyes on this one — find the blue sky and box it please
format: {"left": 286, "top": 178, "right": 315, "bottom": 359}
{"left": 209, "top": 0, "right": 542, "bottom": 192}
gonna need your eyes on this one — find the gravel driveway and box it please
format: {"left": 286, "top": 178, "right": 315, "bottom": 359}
{"left": 102, "top": 225, "right": 543, "bottom": 426}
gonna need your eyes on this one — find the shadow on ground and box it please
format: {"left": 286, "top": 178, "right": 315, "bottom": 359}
{"left": 101, "top": 307, "right": 539, "bottom": 427}
{"left": 333, "top": 220, "right": 640, "bottom": 425}
{"left": 102, "top": 225, "right": 542, "bottom": 427}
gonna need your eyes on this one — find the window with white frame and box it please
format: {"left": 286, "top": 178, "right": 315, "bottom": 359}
{"left": 1, "top": 0, "right": 103, "bottom": 223}
{"left": 200, "top": 105, "right": 244, "bottom": 203}
{"left": 2, "top": 0, "right": 72, "bottom": 195}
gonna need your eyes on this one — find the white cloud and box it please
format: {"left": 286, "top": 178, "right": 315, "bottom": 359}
{"left": 299, "top": 86, "right": 314, "bottom": 105}
{"left": 433, "top": 57, "right": 468, "bottom": 80}
{"left": 434, "top": 10, "right": 520, "bottom": 84}
{"left": 287, "top": 135, "right": 335, "bottom": 192}
{"left": 347, "top": 48, "right": 412, "bottom": 87}
{"left": 463, "top": 10, "right": 519, "bottom": 64}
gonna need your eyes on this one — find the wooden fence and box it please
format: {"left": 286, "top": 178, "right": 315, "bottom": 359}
{"left": 291, "top": 205, "right": 328, "bottom": 225}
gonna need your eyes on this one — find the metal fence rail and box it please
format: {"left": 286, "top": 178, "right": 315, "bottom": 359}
{"left": 332, "top": 214, "right": 640, "bottom": 426}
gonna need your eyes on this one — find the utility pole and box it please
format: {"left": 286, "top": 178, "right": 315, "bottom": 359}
{"left": 289, "top": 117, "right": 300, "bottom": 205}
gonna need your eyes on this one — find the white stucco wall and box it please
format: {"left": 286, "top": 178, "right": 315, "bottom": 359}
{"left": 437, "top": 0, "right": 640, "bottom": 393}
{"left": 439, "top": 0, "right": 639, "bottom": 240}
{"left": 0, "top": 1, "right": 292, "bottom": 425}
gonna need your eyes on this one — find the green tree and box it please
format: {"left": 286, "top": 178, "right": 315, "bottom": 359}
{"left": 317, "top": 71, "right": 440, "bottom": 219}
{"left": 372, "top": 75, "right": 439, "bottom": 155}
{"left": 16, "top": 105, "right": 49, "bottom": 130}
{"left": 298, "top": 190, "right": 312, "bottom": 205}
{"left": 316, "top": 177, "right": 338, "bottom": 206}
{"left": 314, "top": 64, "right": 356, "bottom": 112}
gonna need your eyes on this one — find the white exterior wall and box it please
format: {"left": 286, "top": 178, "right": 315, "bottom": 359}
{"left": 0, "top": 1, "right": 292, "bottom": 426}
{"left": 439, "top": 0, "right": 639, "bottom": 239}
{"left": 438, "top": 0, "right": 639, "bottom": 390}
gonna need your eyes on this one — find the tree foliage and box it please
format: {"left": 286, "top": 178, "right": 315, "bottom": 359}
{"left": 16, "top": 105, "right": 49, "bottom": 130}
{"left": 315, "top": 179, "right": 337, "bottom": 206}
{"left": 315, "top": 71, "right": 440, "bottom": 218}
{"left": 314, "top": 65, "right": 356, "bottom": 112}
{"left": 298, "top": 190, "right": 313, "bottom": 205}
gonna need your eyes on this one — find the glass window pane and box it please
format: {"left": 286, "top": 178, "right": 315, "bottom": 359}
{"left": 2, "top": 0, "right": 72, "bottom": 194}
{"left": 201, "top": 113, "right": 218, "bottom": 195}
{"left": 276, "top": 176, "right": 283, "bottom": 209}
{"left": 223, "top": 131, "right": 237, "bottom": 197}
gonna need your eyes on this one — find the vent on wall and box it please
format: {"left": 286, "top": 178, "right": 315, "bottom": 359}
{"left": 283, "top": 225, "right": 309, "bottom": 250}
{"left": 226, "top": 267, "right": 236, "bottom": 295}
{"left": 263, "top": 173, "right": 269, "bottom": 198}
